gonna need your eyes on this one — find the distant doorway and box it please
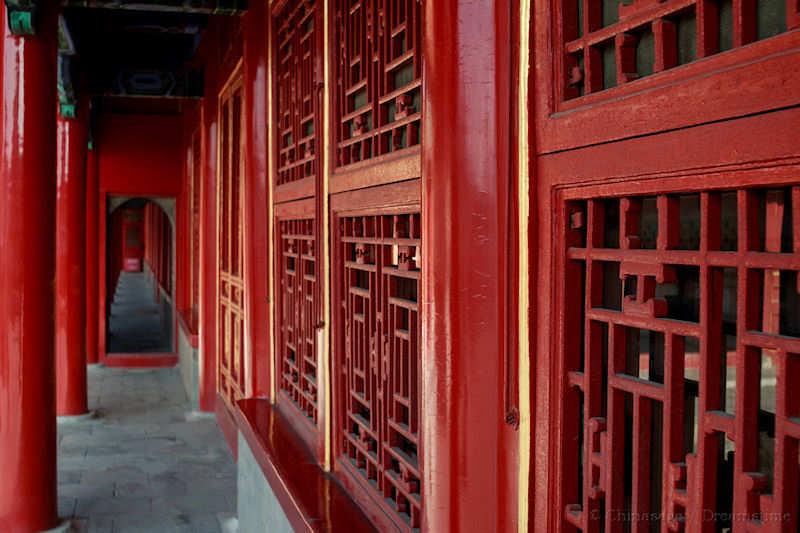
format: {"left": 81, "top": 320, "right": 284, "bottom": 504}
{"left": 105, "top": 197, "right": 176, "bottom": 365}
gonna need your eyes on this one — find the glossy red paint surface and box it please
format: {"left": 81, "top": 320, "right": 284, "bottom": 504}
{"left": 236, "top": 398, "right": 376, "bottom": 533}
{"left": 96, "top": 113, "right": 183, "bottom": 363}
{"left": 85, "top": 145, "right": 100, "bottom": 364}
{"left": 0, "top": 7, "right": 60, "bottom": 532}
{"left": 104, "top": 353, "right": 178, "bottom": 368}
{"left": 56, "top": 111, "right": 90, "bottom": 416}
{"left": 421, "top": 1, "right": 516, "bottom": 531}
{"left": 243, "top": 1, "right": 271, "bottom": 399}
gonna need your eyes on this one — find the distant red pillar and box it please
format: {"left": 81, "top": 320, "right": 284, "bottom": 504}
{"left": 243, "top": 1, "right": 271, "bottom": 398}
{"left": 421, "top": 1, "right": 516, "bottom": 532}
{"left": 198, "top": 34, "right": 219, "bottom": 412}
{"left": 86, "top": 137, "right": 100, "bottom": 365}
{"left": 56, "top": 106, "right": 90, "bottom": 416}
{"left": 0, "top": 7, "right": 60, "bottom": 532}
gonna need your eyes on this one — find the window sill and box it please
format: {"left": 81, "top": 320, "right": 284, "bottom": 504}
{"left": 235, "top": 398, "right": 376, "bottom": 533}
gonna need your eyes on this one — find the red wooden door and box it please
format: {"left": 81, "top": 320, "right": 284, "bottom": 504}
{"left": 121, "top": 210, "right": 143, "bottom": 272}
{"left": 530, "top": 3, "right": 800, "bottom": 532}
{"left": 217, "top": 69, "right": 246, "bottom": 408}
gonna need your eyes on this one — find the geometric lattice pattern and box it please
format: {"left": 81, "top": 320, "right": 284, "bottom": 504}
{"left": 334, "top": 0, "right": 422, "bottom": 167}
{"left": 560, "top": 185, "right": 800, "bottom": 532}
{"left": 337, "top": 212, "right": 422, "bottom": 531}
{"left": 276, "top": 0, "right": 320, "bottom": 186}
{"left": 278, "top": 218, "right": 318, "bottom": 424}
{"left": 217, "top": 83, "right": 245, "bottom": 408}
{"left": 561, "top": 1, "right": 799, "bottom": 100}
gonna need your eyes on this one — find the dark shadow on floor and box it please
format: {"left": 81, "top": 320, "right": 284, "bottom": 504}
{"left": 108, "top": 272, "right": 172, "bottom": 353}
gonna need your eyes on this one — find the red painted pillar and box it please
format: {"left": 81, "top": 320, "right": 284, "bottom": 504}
{"left": 56, "top": 105, "right": 90, "bottom": 416}
{"left": 85, "top": 137, "right": 100, "bottom": 365}
{"left": 243, "top": 1, "right": 271, "bottom": 398}
{"left": 421, "top": 1, "right": 516, "bottom": 532}
{"left": 0, "top": 7, "right": 60, "bottom": 532}
{"left": 198, "top": 44, "right": 219, "bottom": 412}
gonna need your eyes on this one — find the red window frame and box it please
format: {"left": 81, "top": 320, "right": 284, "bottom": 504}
{"left": 217, "top": 67, "right": 247, "bottom": 409}
{"left": 330, "top": 181, "right": 423, "bottom": 533}
{"left": 270, "top": 0, "right": 326, "bottom": 460}
{"left": 552, "top": 172, "right": 800, "bottom": 533}
{"left": 534, "top": 0, "right": 800, "bottom": 153}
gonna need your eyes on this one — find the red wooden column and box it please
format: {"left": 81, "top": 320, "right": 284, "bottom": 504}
{"left": 421, "top": 1, "right": 516, "bottom": 531}
{"left": 243, "top": 1, "right": 270, "bottom": 398}
{"left": 85, "top": 132, "right": 100, "bottom": 365}
{"left": 0, "top": 7, "right": 61, "bottom": 532}
{"left": 56, "top": 104, "right": 90, "bottom": 417}
{"left": 198, "top": 40, "right": 219, "bottom": 412}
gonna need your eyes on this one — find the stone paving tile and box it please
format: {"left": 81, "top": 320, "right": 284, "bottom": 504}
{"left": 59, "top": 366, "right": 236, "bottom": 532}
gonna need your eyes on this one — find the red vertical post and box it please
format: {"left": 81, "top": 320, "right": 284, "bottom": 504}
{"left": 85, "top": 139, "right": 100, "bottom": 364}
{"left": 0, "top": 7, "right": 61, "bottom": 532}
{"left": 199, "top": 40, "right": 219, "bottom": 412}
{"left": 56, "top": 103, "right": 90, "bottom": 417}
{"left": 421, "top": 1, "right": 515, "bottom": 532}
{"left": 243, "top": 1, "right": 271, "bottom": 398}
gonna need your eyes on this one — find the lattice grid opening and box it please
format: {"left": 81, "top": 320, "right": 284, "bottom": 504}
{"left": 560, "top": 0, "right": 800, "bottom": 100}
{"left": 218, "top": 84, "right": 246, "bottom": 408}
{"left": 560, "top": 185, "right": 800, "bottom": 532}
{"left": 337, "top": 212, "right": 422, "bottom": 531}
{"left": 334, "top": 0, "right": 422, "bottom": 167}
{"left": 276, "top": 0, "right": 320, "bottom": 186}
{"left": 278, "top": 218, "right": 319, "bottom": 424}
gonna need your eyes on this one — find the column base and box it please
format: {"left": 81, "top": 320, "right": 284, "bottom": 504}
{"left": 57, "top": 411, "right": 96, "bottom": 424}
{"left": 42, "top": 520, "right": 72, "bottom": 533}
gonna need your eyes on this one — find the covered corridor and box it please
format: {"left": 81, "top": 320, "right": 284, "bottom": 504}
{"left": 0, "top": 1, "right": 798, "bottom": 533}
{"left": 57, "top": 366, "right": 236, "bottom": 532}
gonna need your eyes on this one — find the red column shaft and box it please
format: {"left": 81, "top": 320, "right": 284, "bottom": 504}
{"left": 243, "top": 2, "right": 271, "bottom": 398}
{"left": 85, "top": 143, "right": 100, "bottom": 365}
{"left": 56, "top": 111, "right": 89, "bottom": 416}
{"left": 0, "top": 7, "right": 60, "bottom": 532}
{"left": 421, "top": 1, "right": 515, "bottom": 531}
{"left": 198, "top": 45, "right": 219, "bottom": 412}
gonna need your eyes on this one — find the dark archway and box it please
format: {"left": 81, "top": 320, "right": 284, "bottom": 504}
{"left": 106, "top": 197, "right": 175, "bottom": 355}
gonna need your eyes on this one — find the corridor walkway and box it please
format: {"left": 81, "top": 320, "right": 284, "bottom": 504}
{"left": 58, "top": 366, "right": 237, "bottom": 532}
{"left": 108, "top": 272, "right": 172, "bottom": 353}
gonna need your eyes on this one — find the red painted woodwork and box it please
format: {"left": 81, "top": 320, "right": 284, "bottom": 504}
{"left": 271, "top": 0, "right": 325, "bottom": 460}
{"left": 122, "top": 211, "right": 144, "bottom": 272}
{"left": 243, "top": 2, "right": 272, "bottom": 399}
{"left": 0, "top": 6, "right": 60, "bottom": 531}
{"left": 97, "top": 112, "right": 183, "bottom": 363}
{"left": 334, "top": 211, "right": 423, "bottom": 531}
{"left": 217, "top": 71, "right": 247, "bottom": 409}
{"left": 421, "top": 1, "right": 516, "bottom": 532}
{"left": 235, "top": 398, "right": 376, "bottom": 533}
{"left": 530, "top": 4, "right": 800, "bottom": 532}
{"left": 333, "top": 0, "right": 422, "bottom": 169}
{"left": 534, "top": 0, "right": 800, "bottom": 153}
{"left": 86, "top": 144, "right": 101, "bottom": 364}
{"left": 143, "top": 203, "right": 171, "bottom": 296}
{"left": 56, "top": 110, "right": 90, "bottom": 417}
{"left": 186, "top": 129, "right": 202, "bottom": 332}
{"left": 277, "top": 218, "right": 319, "bottom": 423}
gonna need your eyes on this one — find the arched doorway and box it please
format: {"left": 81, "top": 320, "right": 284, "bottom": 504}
{"left": 105, "top": 197, "right": 176, "bottom": 361}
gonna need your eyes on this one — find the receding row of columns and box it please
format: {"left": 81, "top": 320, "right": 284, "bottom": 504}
{"left": 0, "top": 6, "right": 93, "bottom": 532}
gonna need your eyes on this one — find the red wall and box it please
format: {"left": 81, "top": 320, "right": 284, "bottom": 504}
{"left": 99, "top": 113, "right": 183, "bottom": 196}
{"left": 96, "top": 112, "right": 184, "bottom": 362}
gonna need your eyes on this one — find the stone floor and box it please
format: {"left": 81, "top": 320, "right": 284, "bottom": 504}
{"left": 58, "top": 366, "right": 237, "bottom": 532}
{"left": 108, "top": 272, "right": 172, "bottom": 353}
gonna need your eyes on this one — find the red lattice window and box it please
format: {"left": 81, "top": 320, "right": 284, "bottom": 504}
{"left": 559, "top": 0, "right": 800, "bottom": 101}
{"left": 275, "top": 0, "right": 321, "bottom": 186}
{"left": 558, "top": 183, "right": 800, "bottom": 532}
{"left": 335, "top": 211, "right": 422, "bottom": 531}
{"left": 334, "top": 0, "right": 422, "bottom": 167}
{"left": 217, "top": 75, "right": 246, "bottom": 408}
{"left": 277, "top": 218, "right": 319, "bottom": 424}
